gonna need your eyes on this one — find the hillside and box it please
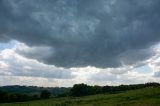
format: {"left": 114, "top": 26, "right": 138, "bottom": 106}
{"left": 0, "top": 85, "right": 70, "bottom": 97}
{"left": 1, "top": 87, "right": 160, "bottom": 106}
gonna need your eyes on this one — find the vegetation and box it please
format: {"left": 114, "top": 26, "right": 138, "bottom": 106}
{"left": 0, "top": 89, "right": 50, "bottom": 103}
{"left": 70, "top": 82, "right": 160, "bottom": 97}
{"left": 0, "top": 85, "right": 70, "bottom": 96}
{"left": 0, "top": 82, "right": 160, "bottom": 104}
{"left": 0, "top": 87, "right": 160, "bottom": 106}
{"left": 0, "top": 90, "right": 39, "bottom": 103}
{"left": 40, "top": 90, "right": 51, "bottom": 99}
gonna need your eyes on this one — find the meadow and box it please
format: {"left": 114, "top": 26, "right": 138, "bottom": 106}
{"left": 1, "top": 87, "right": 160, "bottom": 106}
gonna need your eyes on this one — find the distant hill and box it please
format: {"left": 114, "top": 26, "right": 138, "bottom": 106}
{"left": 1, "top": 87, "right": 160, "bottom": 106}
{"left": 0, "top": 85, "right": 70, "bottom": 96}
{"left": 1, "top": 82, "right": 160, "bottom": 97}
{"left": 0, "top": 82, "right": 160, "bottom": 104}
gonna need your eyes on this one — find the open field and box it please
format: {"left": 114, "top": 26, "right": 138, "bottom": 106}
{"left": 1, "top": 87, "right": 160, "bottom": 106}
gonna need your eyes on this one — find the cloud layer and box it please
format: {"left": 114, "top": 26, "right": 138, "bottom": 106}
{"left": 0, "top": 42, "right": 160, "bottom": 87}
{"left": 0, "top": 0, "right": 160, "bottom": 68}
{"left": 0, "top": 44, "right": 74, "bottom": 79}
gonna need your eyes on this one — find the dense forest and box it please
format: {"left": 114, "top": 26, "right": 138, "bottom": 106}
{"left": 0, "top": 82, "right": 159, "bottom": 103}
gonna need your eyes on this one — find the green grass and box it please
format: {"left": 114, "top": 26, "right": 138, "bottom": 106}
{"left": 1, "top": 87, "right": 160, "bottom": 106}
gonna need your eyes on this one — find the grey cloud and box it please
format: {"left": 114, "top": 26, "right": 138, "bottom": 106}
{"left": 0, "top": 49, "right": 75, "bottom": 79}
{"left": 154, "top": 71, "right": 160, "bottom": 77}
{"left": 11, "top": 67, "right": 74, "bottom": 79}
{"left": 89, "top": 72, "right": 118, "bottom": 81}
{"left": 15, "top": 44, "right": 54, "bottom": 63}
{"left": 9, "top": 61, "right": 74, "bottom": 79}
{"left": 0, "top": 0, "right": 160, "bottom": 68}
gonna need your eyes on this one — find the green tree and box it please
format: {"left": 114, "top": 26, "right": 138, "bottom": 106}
{"left": 40, "top": 90, "right": 51, "bottom": 99}
{"left": 70, "top": 83, "right": 92, "bottom": 97}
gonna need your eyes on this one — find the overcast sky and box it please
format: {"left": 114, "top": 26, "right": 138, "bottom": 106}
{"left": 0, "top": 0, "right": 160, "bottom": 87}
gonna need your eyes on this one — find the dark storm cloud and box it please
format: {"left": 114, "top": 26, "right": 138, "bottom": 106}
{"left": 0, "top": 0, "right": 160, "bottom": 68}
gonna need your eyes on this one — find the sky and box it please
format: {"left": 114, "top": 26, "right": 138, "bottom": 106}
{"left": 0, "top": 0, "right": 160, "bottom": 87}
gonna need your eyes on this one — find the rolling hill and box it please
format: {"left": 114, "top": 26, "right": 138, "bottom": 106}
{"left": 1, "top": 87, "right": 160, "bottom": 106}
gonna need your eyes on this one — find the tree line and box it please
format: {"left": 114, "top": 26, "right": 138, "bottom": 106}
{"left": 0, "top": 90, "right": 50, "bottom": 103}
{"left": 69, "top": 82, "right": 160, "bottom": 97}
{"left": 0, "top": 82, "right": 159, "bottom": 103}
{"left": 0, "top": 85, "right": 70, "bottom": 96}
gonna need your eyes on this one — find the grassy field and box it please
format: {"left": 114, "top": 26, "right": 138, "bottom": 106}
{"left": 1, "top": 87, "right": 160, "bottom": 106}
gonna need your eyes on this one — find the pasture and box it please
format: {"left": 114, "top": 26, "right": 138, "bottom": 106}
{"left": 1, "top": 87, "right": 160, "bottom": 106}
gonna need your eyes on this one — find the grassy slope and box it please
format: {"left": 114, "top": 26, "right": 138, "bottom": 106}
{"left": 1, "top": 87, "right": 160, "bottom": 106}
